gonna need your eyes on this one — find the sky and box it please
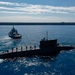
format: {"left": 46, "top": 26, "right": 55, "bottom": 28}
{"left": 0, "top": 0, "right": 75, "bottom": 22}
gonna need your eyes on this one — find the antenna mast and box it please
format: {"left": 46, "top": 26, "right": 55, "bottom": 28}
{"left": 46, "top": 31, "right": 48, "bottom": 40}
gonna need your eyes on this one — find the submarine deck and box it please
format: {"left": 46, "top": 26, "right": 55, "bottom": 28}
{"left": 0, "top": 45, "right": 75, "bottom": 59}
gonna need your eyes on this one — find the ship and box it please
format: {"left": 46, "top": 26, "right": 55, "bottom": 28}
{"left": 8, "top": 25, "right": 22, "bottom": 39}
{"left": 0, "top": 38, "right": 75, "bottom": 59}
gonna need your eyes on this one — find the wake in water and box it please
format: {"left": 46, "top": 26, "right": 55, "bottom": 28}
{"left": 0, "top": 35, "right": 11, "bottom": 43}
{"left": 0, "top": 59, "right": 3, "bottom": 63}
{"left": 0, "top": 35, "right": 21, "bottom": 52}
{"left": 0, "top": 36, "right": 12, "bottom": 51}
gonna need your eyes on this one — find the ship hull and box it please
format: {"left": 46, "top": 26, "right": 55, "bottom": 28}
{"left": 9, "top": 36, "right": 22, "bottom": 39}
{"left": 9, "top": 34, "right": 22, "bottom": 39}
{"left": 0, "top": 49, "right": 60, "bottom": 59}
{"left": 0, "top": 45, "right": 74, "bottom": 59}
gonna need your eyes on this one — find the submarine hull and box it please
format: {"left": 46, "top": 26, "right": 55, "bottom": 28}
{"left": 0, "top": 49, "right": 60, "bottom": 59}
{"left": 0, "top": 45, "right": 74, "bottom": 59}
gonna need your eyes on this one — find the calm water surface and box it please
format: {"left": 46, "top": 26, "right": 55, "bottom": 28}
{"left": 0, "top": 25, "right": 75, "bottom": 75}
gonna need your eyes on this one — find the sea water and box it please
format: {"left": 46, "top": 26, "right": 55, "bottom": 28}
{"left": 0, "top": 25, "right": 75, "bottom": 75}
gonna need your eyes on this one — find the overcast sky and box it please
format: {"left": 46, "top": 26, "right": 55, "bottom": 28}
{"left": 0, "top": 0, "right": 75, "bottom": 22}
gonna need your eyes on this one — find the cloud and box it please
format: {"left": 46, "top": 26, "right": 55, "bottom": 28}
{"left": 0, "top": 15, "right": 75, "bottom": 22}
{"left": 0, "top": 1, "right": 75, "bottom": 15}
{"left": 0, "top": 1, "right": 25, "bottom": 6}
{"left": 0, "top": 15, "right": 68, "bottom": 22}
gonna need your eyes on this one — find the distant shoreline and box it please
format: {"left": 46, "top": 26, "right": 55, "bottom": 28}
{"left": 0, "top": 22, "right": 75, "bottom": 25}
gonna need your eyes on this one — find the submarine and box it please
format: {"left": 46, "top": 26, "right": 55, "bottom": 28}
{"left": 0, "top": 38, "right": 75, "bottom": 59}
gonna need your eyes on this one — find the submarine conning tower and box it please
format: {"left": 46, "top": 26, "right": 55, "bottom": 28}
{"left": 40, "top": 39, "right": 58, "bottom": 50}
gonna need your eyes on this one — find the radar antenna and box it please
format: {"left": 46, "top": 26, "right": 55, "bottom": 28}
{"left": 46, "top": 31, "right": 48, "bottom": 40}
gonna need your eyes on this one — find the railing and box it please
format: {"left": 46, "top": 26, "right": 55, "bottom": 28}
{"left": 0, "top": 45, "right": 40, "bottom": 54}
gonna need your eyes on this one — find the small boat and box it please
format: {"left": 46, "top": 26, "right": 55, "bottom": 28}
{"left": 8, "top": 25, "right": 22, "bottom": 39}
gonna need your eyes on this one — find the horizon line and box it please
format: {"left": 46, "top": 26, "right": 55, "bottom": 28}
{"left": 0, "top": 22, "right": 75, "bottom": 25}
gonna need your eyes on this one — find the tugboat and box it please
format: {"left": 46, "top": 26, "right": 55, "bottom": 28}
{"left": 8, "top": 25, "right": 22, "bottom": 39}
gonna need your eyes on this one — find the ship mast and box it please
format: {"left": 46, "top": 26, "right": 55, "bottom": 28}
{"left": 46, "top": 31, "right": 48, "bottom": 40}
